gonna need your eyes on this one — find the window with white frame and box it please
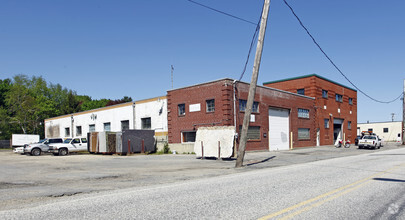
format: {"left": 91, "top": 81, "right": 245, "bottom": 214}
{"left": 298, "top": 108, "right": 310, "bottom": 118}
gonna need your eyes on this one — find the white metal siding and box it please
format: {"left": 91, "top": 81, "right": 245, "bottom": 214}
{"left": 269, "top": 108, "right": 290, "bottom": 151}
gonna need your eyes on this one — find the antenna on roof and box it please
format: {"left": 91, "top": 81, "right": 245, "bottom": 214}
{"left": 171, "top": 65, "right": 174, "bottom": 89}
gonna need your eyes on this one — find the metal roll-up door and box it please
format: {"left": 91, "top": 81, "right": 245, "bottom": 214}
{"left": 269, "top": 108, "right": 290, "bottom": 151}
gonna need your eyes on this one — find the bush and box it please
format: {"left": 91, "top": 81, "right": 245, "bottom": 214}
{"left": 163, "top": 142, "right": 170, "bottom": 154}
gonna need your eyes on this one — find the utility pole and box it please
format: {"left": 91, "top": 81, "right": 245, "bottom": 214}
{"left": 391, "top": 113, "right": 395, "bottom": 122}
{"left": 236, "top": 0, "right": 271, "bottom": 168}
{"left": 403, "top": 79, "right": 405, "bottom": 145}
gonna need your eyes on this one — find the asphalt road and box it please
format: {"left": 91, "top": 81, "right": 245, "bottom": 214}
{"left": 1, "top": 145, "right": 404, "bottom": 219}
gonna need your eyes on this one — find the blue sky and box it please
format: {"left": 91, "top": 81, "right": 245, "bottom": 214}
{"left": 1, "top": 0, "right": 404, "bottom": 123}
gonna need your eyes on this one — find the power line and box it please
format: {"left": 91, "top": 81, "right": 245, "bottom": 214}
{"left": 187, "top": 0, "right": 257, "bottom": 26}
{"left": 282, "top": 0, "right": 403, "bottom": 104}
{"left": 238, "top": 10, "right": 262, "bottom": 81}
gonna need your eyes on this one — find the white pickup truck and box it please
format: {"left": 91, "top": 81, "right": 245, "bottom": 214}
{"left": 358, "top": 135, "right": 381, "bottom": 149}
{"left": 48, "top": 138, "right": 88, "bottom": 156}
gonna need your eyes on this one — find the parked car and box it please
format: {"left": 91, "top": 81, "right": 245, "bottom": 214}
{"left": 354, "top": 135, "right": 362, "bottom": 146}
{"left": 49, "top": 138, "right": 88, "bottom": 156}
{"left": 358, "top": 135, "right": 380, "bottom": 149}
{"left": 378, "top": 136, "right": 384, "bottom": 147}
{"left": 13, "top": 146, "right": 25, "bottom": 154}
{"left": 24, "top": 138, "right": 64, "bottom": 156}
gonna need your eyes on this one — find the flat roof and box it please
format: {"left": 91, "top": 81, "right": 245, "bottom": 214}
{"left": 45, "top": 96, "right": 166, "bottom": 121}
{"left": 358, "top": 121, "right": 402, "bottom": 125}
{"left": 262, "top": 74, "right": 357, "bottom": 92}
{"left": 168, "top": 78, "right": 315, "bottom": 100}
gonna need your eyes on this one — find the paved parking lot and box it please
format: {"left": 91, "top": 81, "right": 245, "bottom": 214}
{"left": 1, "top": 142, "right": 404, "bottom": 211}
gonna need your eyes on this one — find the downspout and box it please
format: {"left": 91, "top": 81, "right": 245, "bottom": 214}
{"left": 233, "top": 80, "right": 238, "bottom": 157}
{"left": 132, "top": 102, "right": 136, "bottom": 130}
{"left": 71, "top": 115, "right": 74, "bottom": 138}
{"left": 233, "top": 80, "right": 237, "bottom": 132}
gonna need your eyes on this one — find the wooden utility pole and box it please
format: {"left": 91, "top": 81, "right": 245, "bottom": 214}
{"left": 236, "top": 0, "right": 271, "bottom": 168}
{"left": 403, "top": 79, "right": 405, "bottom": 145}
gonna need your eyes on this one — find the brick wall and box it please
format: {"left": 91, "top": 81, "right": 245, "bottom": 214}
{"left": 264, "top": 75, "right": 357, "bottom": 145}
{"left": 168, "top": 79, "right": 316, "bottom": 151}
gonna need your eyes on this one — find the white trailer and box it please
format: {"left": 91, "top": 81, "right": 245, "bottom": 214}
{"left": 11, "top": 134, "right": 40, "bottom": 147}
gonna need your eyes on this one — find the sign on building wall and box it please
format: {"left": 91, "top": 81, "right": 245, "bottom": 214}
{"left": 189, "top": 103, "right": 201, "bottom": 112}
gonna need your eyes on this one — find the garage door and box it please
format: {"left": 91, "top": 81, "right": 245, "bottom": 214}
{"left": 269, "top": 108, "right": 290, "bottom": 151}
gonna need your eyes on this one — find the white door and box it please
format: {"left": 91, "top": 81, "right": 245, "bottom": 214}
{"left": 269, "top": 108, "right": 290, "bottom": 151}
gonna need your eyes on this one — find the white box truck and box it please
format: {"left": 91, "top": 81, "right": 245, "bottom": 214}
{"left": 11, "top": 134, "right": 40, "bottom": 147}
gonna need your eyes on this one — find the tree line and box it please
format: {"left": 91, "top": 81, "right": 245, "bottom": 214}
{"left": 0, "top": 74, "right": 132, "bottom": 139}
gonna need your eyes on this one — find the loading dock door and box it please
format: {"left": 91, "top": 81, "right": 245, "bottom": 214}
{"left": 269, "top": 108, "right": 290, "bottom": 151}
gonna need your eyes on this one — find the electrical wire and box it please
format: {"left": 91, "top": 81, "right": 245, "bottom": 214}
{"left": 187, "top": 0, "right": 257, "bottom": 26}
{"left": 238, "top": 13, "right": 262, "bottom": 81}
{"left": 283, "top": 0, "right": 403, "bottom": 104}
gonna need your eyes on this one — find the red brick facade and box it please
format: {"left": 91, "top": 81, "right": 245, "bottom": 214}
{"left": 263, "top": 74, "right": 357, "bottom": 145}
{"left": 167, "top": 79, "right": 316, "bottom": 151}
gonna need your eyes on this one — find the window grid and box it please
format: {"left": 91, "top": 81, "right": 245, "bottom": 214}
{"left": 298, "top": 108, "right": 310, "bottom": 118}
{"left": 206, "top": 99, "right": 215, "bottom": 112}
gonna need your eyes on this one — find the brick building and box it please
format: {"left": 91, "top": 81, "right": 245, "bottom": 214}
{"left": 167, "top": 78, "right": 316, "bottom": 152}
{"left": 263, "top": 74, "right": 357, "bottom": 146}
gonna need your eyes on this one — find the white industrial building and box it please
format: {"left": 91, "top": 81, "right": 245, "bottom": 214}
{"left": 357, "top": 121, "right": 402, "bottom": 142}
{"left": 45, "top": 96, "right": 168, "bottom": 144}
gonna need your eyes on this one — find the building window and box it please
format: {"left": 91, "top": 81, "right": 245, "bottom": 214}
{"left": 383, "top": 128, "right": 389, "bottom": 133}
{"left": 348, "top": 121, "right": 352, "bottom": 130}
{"left": 178, "top": 104, "right": 185, "bottom": 116}
{"left": 322, "top": 90, "right": 328, "bottom": 98}
{"left": 297, "top": 89, "right": 305, "bottom": 95}
{"left": 65, "top": 127, "right": 70, "bottom": 137}
{"left": 349, "top": 98, "right": 353, "bottom": 105}
{"left": 76, "top": 126, "right": 82, "bottom": 136}
{"left": 239, "top": 99, "right": 247, "bottom": 111}
{"left": 104, "top": 122, "right": 111, "bottom": 131}
{"left": 182, "top": 131, "right": 196, "bottom": 143}
{"left": 298, "top": 108, "right": 310, "bottom": 118}
{"left": 121, "top": 120, "right": 129, "bottom": 131}
{"left": 252, "top": 102, "right": 259, "bottom": 113}
{"left": 298, "top": 128, "right": 310, "bottom": 140}
{"left": 89, "top": 124, "right": 95, "bottom": 132}
{"left": 324, "top": 119, "right": 329, "bottom": 128}
{"left": 239, "top": 99, "right": 259, "bottom": 113}
{"left": 335, "top": 94, "right": 343, "bottom": 102}
{"left": 141, "top": 117, "right": 151, "bottom": 129}
{"left": 239, "top": 126, "right": 261, "bottom": 140}
{"left": 206, "top": 99, "right": 215, "bottom": 112}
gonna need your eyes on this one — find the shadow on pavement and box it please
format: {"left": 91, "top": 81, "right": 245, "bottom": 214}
{"left": 246, "top": 156, "right": 276, "bottom": 166}
{"left": 373, "top": 178, "right": 405, "bottom": 183}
